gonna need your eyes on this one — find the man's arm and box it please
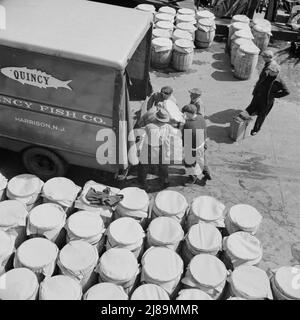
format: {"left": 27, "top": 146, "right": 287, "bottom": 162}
{"left": 273, "top": 79, "right": 290, "bottom": 98}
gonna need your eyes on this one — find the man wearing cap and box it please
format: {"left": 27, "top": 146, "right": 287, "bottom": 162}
{"left": 146, "top": 86, "right": 177, "bottom": 111}
{"left": 189, "top": 88, "right": 205, "bottom": 116}
{"left": 182, "top": 104, "right": 211, "bottom": 184}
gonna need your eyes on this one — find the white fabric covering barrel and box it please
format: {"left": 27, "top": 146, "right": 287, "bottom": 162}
{"left": 146, "top": 216, "right": 184, "bottom": 251}
{"left": 153, "top": 28, "right": 172, "bottom": 39}
{"left": 187, "top": 195, "right": 225, "bottom": 229}
{"left": 176, "top": 14, "right": 196, "bottom": 25}
{"left": 232, "top": 14, "right": 250, "bottom": 24}
{"left": 0, "top": 268, "right": 39, "bottom": 300}
{"left": 7, "top": 174, "right": 43, "bottom": 210}
{"left": 106, "top": 217, "right": 145, "bottom": 259}
{"left": 225, "top": 204, "right": 262, "bottom": 235}
{"left": 152, "top": 190, "right": 188, "bottom": 224}
{"left": 83, "top": 282, "right": 128, "bottom": 300}
{"left": 195, "top": 18, "right": 216, "bottom": 48}
{"left": 66, "top": 210, "right": 105, "bottom": 252}
{"left": 270, "top": 265, "right": 300, "bottom": 300}
{"left": 39, "top": 275, "right": 82, "bottom": 300}
{"left": 155, "top": 21, "right": 174, "bottom": 36}
{"left": 231, "top": 38, "right": 254, "bottom": 66}
{"left": 0, "top": 172, "right": 7, "bottom": 200}
{"left": 172, "top": 29, "right": 193, "bottom": 41}
{"left": 181, "top": 222, "right": 222, "bottom": 265}
{"left": 27, "top": 203, "right": 66, "bottom": 248}
{"left": 42, "top": 177, "right": 81, "bottom": 214}
{"left": 228, "top": 265, "right": 273, "bottom": 300}
{"left": 0, "top": 230, "right": 15, "bottom": 275}
{"left": 58, "top": 240, "right": 98, "bottom": 293}
{"left": 223, "top": 231, "right": 263, "bottom": 269}
{"left": 151, "top": 37, "right": 173, "bottom": 69}
{"left": 178, "top": 8, "right": 195, "bottom": 16}
{"left": 14, "top": 238, "right": 58, "bottom": 282}
{"left": 158, "top": 6, "right": 176, "bottom": 17}
{"left": 252, "top": 24, "right": 272, "bottom": 52}
{"left": 95, "top": 248, "right": 139, "bottom": 295}
{"left": 227, "top": 22, "right": 251, "bottom": 50}
{"left": 176, "top": 288, "right": 213, "bottom": 300}
{"left": 115, "top": 187, "right": 150, "bottom": 227}
{"left": 155, "top": 13, "right": 174, "bottom": 24}
{"left": 181, "top": 253, "right": 228, "bottom": 299}
{"left": 131, "top": 284, "right": 170, "bottom": 300}
{"left": 172, "top": 39, "right": 194, "bottom": 71}
{"left": 0, "top": 200, "right": 28, "bottom": 248}
{"left": 176, "top": 22, "right": 196, "bottom": 40}
{"left": 231, "top": 29, "right": 254, "bottom": 49}
{"left": 196, "top": 10, "right": 215, "bottom": 22}
{"left": 141, "top": 247, "right": 183, "bottom": 298}
{"left": 135, "top": 4, "right": 155, "bottom": 13}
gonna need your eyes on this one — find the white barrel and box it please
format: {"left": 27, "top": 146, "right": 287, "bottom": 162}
{"left": 0, "top": 230, "right": 15, "bottom": 275}
{"left": 186, "top": 195, "right": 225, "bottom": 229}
{"left": 151, "top": 37, "right": 173, "bottom": 69}
{"left": 178, "top": 8, "right": 195, "bottom": 16}
{"left": 146, "top": 216, "right": 184, "bottom": 251}
{"left": 270, "top": 265, "right": 300, "bottom": 300}
{"left": 234, "top": 43, "right": 260, "bottom": 80}
{"left": 27, "top": 203, "right": 66, "bottom": 248}
{"left": 152, "top": 190, "right": 188, "bottom": 224}
{"left": 172, "top": 39, "right": 194, "bottom": 71}
{"left": 0, "top": 200, "right": 28, "bottom": 248}
{"left": 6, "top": 174, "right": 43, "bottom": 210}
{"left": 0, "top": 172, "right": 7, "bottom": 200}
{"left": 181, "top": 254, "right": 227, "bottom": 299}
{"left": 172, "top": 29, "right": 193, "bottom": 41}
{"left": 225, "top": 204, "right": 262, "bottom": 235}
{"left": 230, "top": 37, "right": 254, "bottom": 66}
{"left": 155, "top": 13, "right": 174, "bottom": 24}
{"left": 251, "top": 18, "right": 272, "bottom": 32}
{"left": 181, "top": 222, "right": 222, "bottom": 266}
{"left": 39, "top": 275, "right": 82, "bottom": 300}
{"left": 106, "top": 217, "right": 145, "bottom": 259}
{"left": 196, "top": 10, "right": 215, "bottom": 22}
{"left": 95, "top": 248, "right": 139, "bottom": 295}
{"left": 66, "top": 210, "right": 105, "bottom": 252}
{"left": 0, "top": 268, "right": 39, "bottom": 300}
{"left": 252, "top": 24, "right": 272, "bottom": 52}
{"left": 176, "top": 22, "right": 196, "bottom": 40}
{"left": 223, "top": 231, "right": 263, "bottom": 269}
{"left": 115, "top": 187, "right": 150, "bottom": 227}
{"left": 141, "top": 246, "right": 183, "bottom": 298}
{"left": 153, "top": 28, "right": 172, "bottom": 39}
{"left": 83, "top": 282, "right": 128, "bottom": 300}
{"left": 58, "top": 240, "right": 99, "bottom": 293}
{"left": 230, "top": 29, "right": 254, "bottom": 51}
{"left": 195, "top": 18, "right": 216, "bottom": 48}
{"left": 228, "top": 265, "right": 273, "bottom": 300}
{"left": 158, "top": 6, "right": 176, "bottom": 17}
{"left": 228, "top": 22, "right": 251, "bottom": 49}
{"left": 232, "top": 14, "right": 250, "bottom": 24}
{"left": 131, "top": 284, "right": 170, "bottom": 300}
{"left": 176, "top": 14, "right": 196, "bottom": 25}
{"left": 14, "top": 238, "right": 58, "bottom": 282}
{"left": 155, "top": 21, "right": 174, "bottom": 36}
{"left": 176, "top": 288, "right": 213, "bottom": 300}
{"left": 135, "top": 4, "right": 156, "bottom": 13}
{"left": 42, "top": 177, "right": 81, "bottom": 214}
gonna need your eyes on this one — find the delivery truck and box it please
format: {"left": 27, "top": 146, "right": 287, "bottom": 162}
{"left": 0, "top": 0, "right": 153, "bottom": 179}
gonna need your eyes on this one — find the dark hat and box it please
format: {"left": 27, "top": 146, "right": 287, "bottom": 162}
{"left": 182, "top": 104, "right": 197, "bottom": 114}
{"left": 189, "top": 88, "right": 202, "bottom": 96}
{"left": 155, "top": 108, "right": 170, "bottom": 123}
{"left": 160, "top": 86, "right": 173, "bottom": 95}
{"left": 261, "top": 49, "right": 274, "bottom": 58}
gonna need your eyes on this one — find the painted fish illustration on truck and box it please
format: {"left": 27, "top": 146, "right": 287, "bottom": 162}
{"left": 0, "top": 67, "right": 73, "bottom": 90}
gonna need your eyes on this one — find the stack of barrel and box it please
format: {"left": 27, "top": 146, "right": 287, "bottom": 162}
{"left": 195, "top": 10, "right": 216, "bottom": 49}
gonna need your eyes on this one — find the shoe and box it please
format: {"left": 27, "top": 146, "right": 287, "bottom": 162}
{"left": 202, "top": 167, "right": 212, "bottom": 180}
{"left": 250, "top": 130, "right": 258, "bottom": 136}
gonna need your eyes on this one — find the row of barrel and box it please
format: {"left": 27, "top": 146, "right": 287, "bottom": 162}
{"left": 136, "top": 4, "right": 216, "bottom": 71}
{"left": 227, "top": 14, "right": 272, "bottom": 80}
{"left": 0, "top": 173, "right": 299, "bottom": 300}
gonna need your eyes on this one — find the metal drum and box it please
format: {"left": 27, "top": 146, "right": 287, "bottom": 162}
{"left": 195, "top": 18, "right": 216, "bottom": 48}
{"left": 151, "top": 37, "right": 173, "bottom": 69}
{"left": 172, "top": 39, "right": 194, "bottom": 71}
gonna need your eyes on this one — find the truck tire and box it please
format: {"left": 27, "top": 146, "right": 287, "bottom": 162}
{"left": 22, "top": 147, "right": 68, "bottom": 180}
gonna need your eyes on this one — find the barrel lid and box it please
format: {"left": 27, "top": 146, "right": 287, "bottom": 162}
{"left": 176, "top": 288, "right": 213, "bottom": 300}
{"left": 153, "top": 28, "right": 171, "bottom": 38}
{"left": 191, "top": 196, "right": 225, "bottom": 222}
{"left": 172, "top": 29, "right": 193, "bottom": 41}
{"left": 231, "top": 22, "right": 251, "bottom": 30}
{"left": 226, "top": 231, "right": 262, "bottom": 260}
{"left": 197, "top": 18, "right": 215, "bottom": 27}
{"left": 108, "top": 217, "right": 144, "bottom": 245}
{"left": 239, "top": 43, "right": 260, "bottom": 54}
{"left": 178, "top": 8, "right": 195, "bottom": 15}
{"left": 43, "top": 177, "right": 80, "bottom": 202}
{"left": 176, "top": 22, "right": 196, "bottom": 32}
{"left": 253, "top": 18, "right": 271, "bottom": 28}
{"left": 142, "top": 247, "right": 183, "bottom": 282}
{"left": 233, "top": 38, "right": 254, "bottom": 46}
{"left": 0, "top": 172, "right": 7, "bottom": 190}
{"left": 67, "top": 210, "right": 104, "bottom": 238}
{"left": 39, "top": 275, "right": 82, "bottom": 300}
{"left": 176, "top": 14, "right": 196, "bottom": 23}
{"left": 135, "top": 4, "right": 156, "bottom": 13}
{"left": 131, "top": 284, "right": 170, "bottom": 300}
{"left": 0, "top": 200, "right": 28, "bottom": 227}
{"left": 229, "top": 204, "right": 262, "bottom": 230}
{"left": 17, "top": 238, "right": 58, "bottom": 269}
{"left": 253, "top": 23, "right": 271, "bottom": 34}
{"left": 0, "top": 268, "right": 38, "bottom": 300}
{"left": 156, "top": 12, "right": 174, "bottom": 20}
{"left": 232, "top": 14, "right": 250, "bottom": 24}
{"left": 196, "top": 10, "right": 215, "bottom": 19}
{"left": 29, "top": 203, "right": 66, "bottom": 230}
{"left": 274, "top": 266, "right": 300, "bottom": 299}
{"left": 59, "top": 240, "right": 98, "bottom": 271}
{"left": 7, "top": 174, "right": 42, "bottom": 198}
{"left": 188, "top": 222, "right": 222, "bottom": 252}
{"left": 154, "top": 190, "right": 188, "bottom": 216}
{"left": 189, "top": 254, "right": 227, "bottom": 288}
{"left": 148, "top": 216, "right": 184, "bottom": 245}
{"left": 234, "top": 29, "right": 254, "bottom": 39}
{"left": 231, "top": 265, "right": 271, "bottom": 299}
{"left": 84, "top": 282, "right": 128, "bottom": 300}
{"left": 0, "top": 230, "right": 14, "bottom": 257}
{"left": 118, "top": 187, "right": 149, "bottom": 211}
{"left": 159, "top": 6, "right": 176, "bottom": 16}
{"left": 99, "top": 248, "right": 138, "bottom": 281}
{"left": 155, "top": 20, "right": 174, "bottom": 30}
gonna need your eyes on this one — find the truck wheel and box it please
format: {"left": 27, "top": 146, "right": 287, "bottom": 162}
{"left": 22, "top": 147, "right": 68, "bottom": 180}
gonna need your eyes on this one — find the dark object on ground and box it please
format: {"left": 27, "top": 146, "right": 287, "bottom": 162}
{"left": 85, "top": 187, "right": 124, "bottom": 206}
{"left": 291, "top": 41, "right": 300, "bottom": 54}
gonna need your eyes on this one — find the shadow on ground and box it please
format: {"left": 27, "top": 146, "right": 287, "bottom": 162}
{"left": 206, "top": 125, "right": 234, "bottom": 144}
{"left": 208, "top": 108, "right": 243, "bottom": 124}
